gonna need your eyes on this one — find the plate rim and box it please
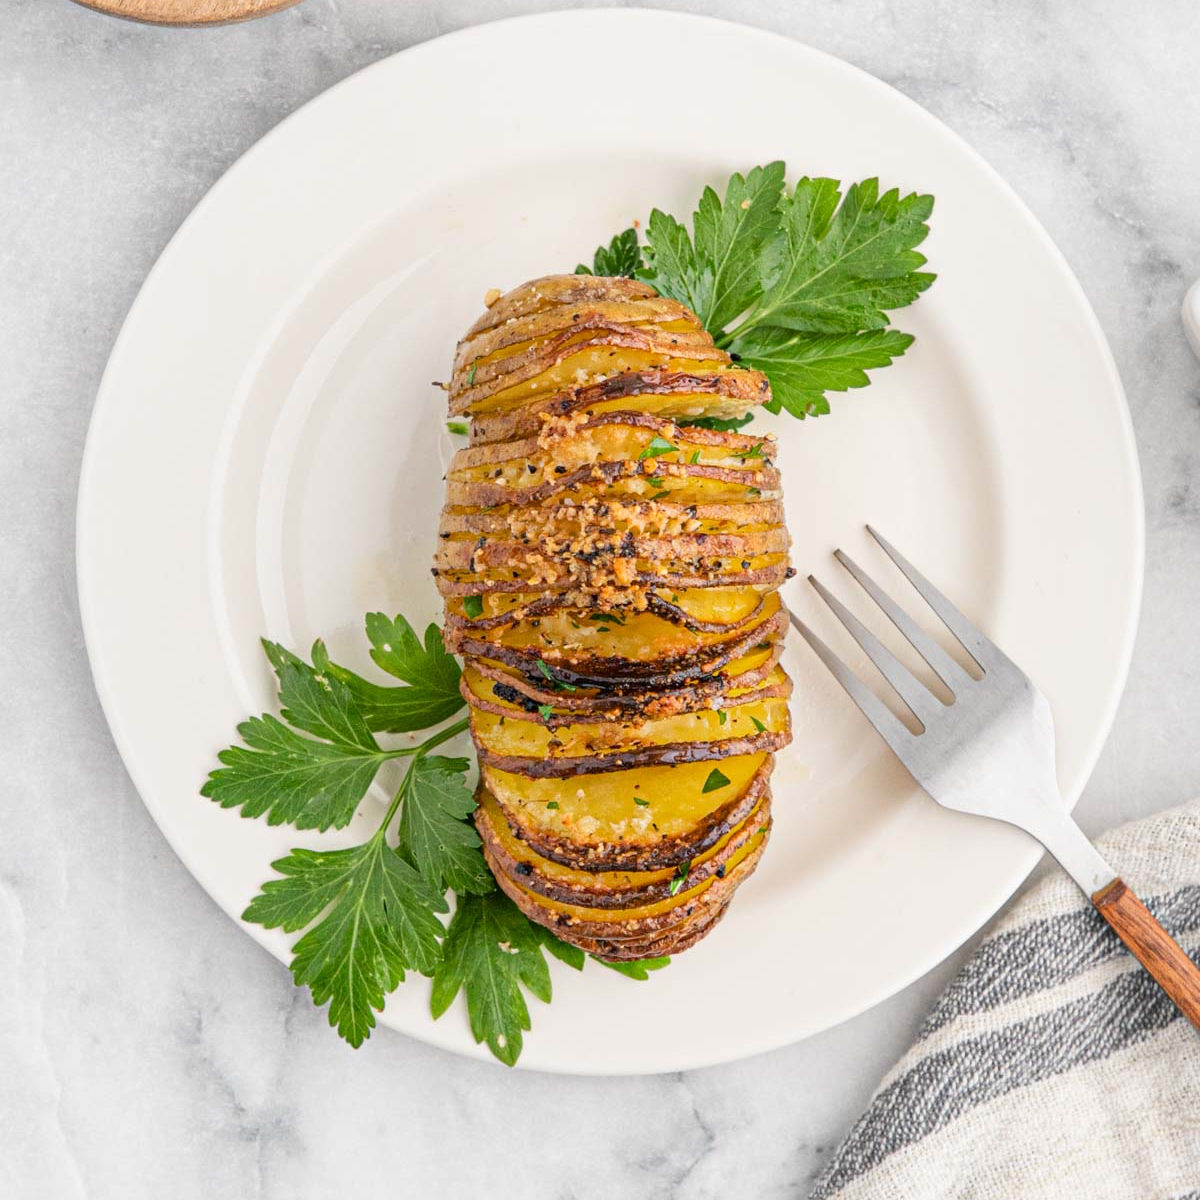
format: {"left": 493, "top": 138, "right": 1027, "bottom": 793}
{"left": 76, "top": 7, "right": 1144, "bottom": 1074}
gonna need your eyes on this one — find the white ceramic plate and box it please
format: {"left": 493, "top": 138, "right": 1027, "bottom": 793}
{"left": 77, "top": 10, "right": 1142, "bottom": 1074}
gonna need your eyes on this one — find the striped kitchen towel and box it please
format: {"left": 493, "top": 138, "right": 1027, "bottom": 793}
{"left": 811, "top": 800, "right": 1200, "bottom": 1199}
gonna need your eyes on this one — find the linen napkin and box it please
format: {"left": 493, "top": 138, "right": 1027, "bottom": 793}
{"left": 810, "top": 800, "right": 1200, "bottom": 1199}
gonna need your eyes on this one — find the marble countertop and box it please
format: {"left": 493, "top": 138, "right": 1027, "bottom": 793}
{"left": 3, "top": 1, "right": 1198, "bottom": 1195}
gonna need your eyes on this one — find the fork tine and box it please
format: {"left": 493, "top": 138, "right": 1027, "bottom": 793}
{"left": 834, "top": 549, "right": 974, "bottom": 694}
{"left": 807, "top": 575, "right": 938, "bottom": 725}
{"left": 789, "top": 610, "right": 916, "bottom": 753}
{"left": 866, "top": 526, "right": 1004, "bottom": 670}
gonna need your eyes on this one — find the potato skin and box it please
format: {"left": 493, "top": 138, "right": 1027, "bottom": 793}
{"left": 460, "top": 669, "right": 792, "bottom": 726}
{"left": 451, "top": 608, "right": 789, "bottom": 688}
{"left": 459, "top": 642, "right": 788, "bottom": 719}
{"left": 462, "top": 274, "right": 657, "bottom": 339}
{"left": 468, "top": 367, "right": 770, "bottom": 446}
{"left": 450, "top": 327, "right": 727, "bottom": 415}
{"left": 476, "top": 791, "right": 770, "bottom": 910}
{"left": 483, "top": 831, "right": 769, "bottom": 941}
{"left": 439, "top": 275, "right": 791, "bottom": 958}
{"left": 475, "top": 728, "right": 790, "bottom": 778}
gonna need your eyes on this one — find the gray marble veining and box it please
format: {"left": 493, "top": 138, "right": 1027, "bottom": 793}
{"left": 2, "top": 1, "right": 1198, "bottom": 1196}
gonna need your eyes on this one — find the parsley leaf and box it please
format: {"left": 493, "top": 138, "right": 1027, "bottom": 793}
{"left": 396, "top": 755, "right": 494, "bottom": 896}
{"left": 679, "top": 414, "right": 755, "bottom": 432}
{"left": 737, "top": 178, "right": 934, "bottom": 336}
{"left": 576, "top": 227, "right": 642, "bottom": 277}
{"left": 243, "top": 836, "right": 447, "bottom": 1047}
{"left": 692, "top": 161, "right": 787, "bottom": 331}
{"left": 367, "top": 613, "right": 461, "bottom": 693}
{"left": 203, "top": 647, "right": 403, "bottom": 831}
{"left": 731, "top": 327, "right": 915, "bottom": 419}
{"left": 261, "top": 641, "right": 378, "bottom": 749}
{"left": 431, "top": 890, "right": 553, "bottom": 1066}
{"left": 316, "top": 615, "right": 464, "bottom": 733}
{"left": 208, "top": 610, "right": 673, "bottom": 1066}
{"left": 584, "top": 166, "right": 935, "bottom": 421}
{"left": 201, "top": 712, "right": 396, "bottom": 831}
{"left": 535, "top": 924, "right": 586, "bottom": 970}
{"left": 594, "top": 956, "right": 671, "bottom": 980}
{"left": 639, "top": 208, "right": 713, "bottom": 320}
{"left": 431, "top": 894, "right": 667, "bottom": 1065}
{"left": 702, "top": 767, "right": 731, "bottom": 794}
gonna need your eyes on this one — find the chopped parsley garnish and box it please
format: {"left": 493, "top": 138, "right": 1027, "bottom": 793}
{"left": 537, "top": 704, "right": 555, "bottom": 720}
{"left": 689, "top": 450, "right": 701, "bottom": 464}
{"left": 447, "top": 420, "right": 469, "bottom": 436}
{"left": 634, "top": 797, "right": 650, "bottom": 807}
{"left": 717, "top": 709, "right": 728, "bottom": 726}
{"left": 750, "top": 716, "right": 767, "bottom": 733}
{"left": 668, "top": 860, "right": 692, "bottom": 896}
{"left": 638, "top": 437, "right": 678, "bottom": 460}
{"left": 546, "top": 801, "right": 560, "bottom": 810}
{"left": 645, "top": 475, "right": 664, "bottom": 487}
{"left": 536, "top": 659, "right": 578, "bottom": 692}
{"left": 463, "top": 594, "right": 484, "bottom": 619}
{"left": 680, "top": 414, "right": 756, "bottom": 432}
{"left": 467, "top": 360, "right": 478, "bottom": 386}
{"left": 702, "top": 768, "right": 731, "bottom": 794}
{"left": 588, "top": 611, "right": 625, "bottom": 625}
{"left": 649, "top": 490, "right": 670, "bottom": 501}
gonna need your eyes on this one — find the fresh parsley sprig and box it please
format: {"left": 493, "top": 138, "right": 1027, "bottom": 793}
{"left": 577, "top": 163, "right": 935, "bottom": 420}
{"left": 204, "top": 613, "right": 667, "bottom": 1063}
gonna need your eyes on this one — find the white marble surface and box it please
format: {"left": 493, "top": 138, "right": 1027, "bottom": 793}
{"left": 3, "top": 1, "right": 1199, "bottom": 1195}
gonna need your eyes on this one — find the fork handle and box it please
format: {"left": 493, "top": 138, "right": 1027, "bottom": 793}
{"left": 1092, "top": 878, "right": 1200, "bottom": 1029}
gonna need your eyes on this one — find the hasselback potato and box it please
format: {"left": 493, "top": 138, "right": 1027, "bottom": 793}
{"left": 435, "top": 274, "right": 793, "bottom": 960}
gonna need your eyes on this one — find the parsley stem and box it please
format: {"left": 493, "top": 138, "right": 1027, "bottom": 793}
{"left": 375, "top": 716, "right": 470, "bottom": 838}
{"left": 714, "top": 312, "right": 762, "bottom": 349}
{"left": 387, "top": 716, "right": 471, "bottom": 758}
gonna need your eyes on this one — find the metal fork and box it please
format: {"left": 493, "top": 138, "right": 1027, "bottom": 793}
{"left": 792, "top": 526, "right": 1200, "bottom": 1029}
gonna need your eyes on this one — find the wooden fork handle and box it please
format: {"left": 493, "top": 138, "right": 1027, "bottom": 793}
{"left": 1092, "top": 878, "right": 1200, "bottom": 1029}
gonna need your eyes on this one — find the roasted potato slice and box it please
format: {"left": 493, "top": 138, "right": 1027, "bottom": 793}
{"left": 475, "top": 786, "right": 770, "bottom": 909}
{"left": 462, "top": 274, "right": 657, "bottom": 340}
{"left": 471, "top": 690, "right": 790, "bottom": 776}
{"left": 446, "top": 591, "right": 781, "bottom": 664}
{"left": 485, "top": 823, "right": 770, "bottom": 939}
{"left": 455, "top": 297, "right": 700, "bottom": 374}
{"left": 482, "top": 752, "right": 772, "bottom": 871}
{"left": 453, "top": 606, "right": 788, "bottom": 690}
{"left": 463, "top": 642, "right": 787, "bottom": 720}
{"left": 468, "top": 367, "right": 770, "bottom": 446}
